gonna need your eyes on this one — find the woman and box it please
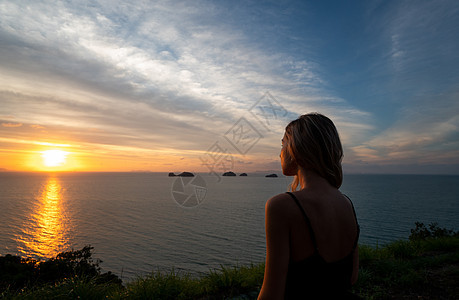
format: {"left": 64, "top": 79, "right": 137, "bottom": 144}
{"left": 258, "top": 113, "right": 360, "bottom": 299}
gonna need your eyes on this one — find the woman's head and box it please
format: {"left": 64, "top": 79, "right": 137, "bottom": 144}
{"left": 281, "top": 113, "right": 343, "bottom": 190}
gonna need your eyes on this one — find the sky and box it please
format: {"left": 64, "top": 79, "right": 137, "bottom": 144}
{"left": 0, "top": 0, "right": 458, "bottom": 174}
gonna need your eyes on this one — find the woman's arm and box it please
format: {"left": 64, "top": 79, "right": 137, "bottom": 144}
{"left": 258, "top": 195, "right": 290, "bottom": 300}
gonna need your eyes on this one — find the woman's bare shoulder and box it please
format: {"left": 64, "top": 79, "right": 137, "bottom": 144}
{"left": 265, "top": 192, "right": 298, "bottom": 218}
{"left": 267, "top": 192, "right": 292, "bottom": 204}
{"left": 266, "top": 192, "right": 292, "bottom": 209}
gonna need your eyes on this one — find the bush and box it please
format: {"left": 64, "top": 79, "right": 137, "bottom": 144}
{"left": 0, "top": 245, "right": 121, "bottom": 295}
{"left": 409, "top": 222, "right": 458, "bottom": 241}
{"left": 385, "top": 240, "right": 419, "bottom": 259}
{"left": 0, "top": 255, "right": 38, "bottom": 293}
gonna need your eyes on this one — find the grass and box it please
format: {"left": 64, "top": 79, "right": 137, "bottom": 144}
{"left": 1, "top": 276, "right": 123, "bottom": 300}
{"left": 1, "top": 223, "right": 458, "bottom": 299}
{"left": 121, "top": 263, "right": 264, "bottom": 300}
{"left": 353, "top": 236, "right": 459, "bottom": 299}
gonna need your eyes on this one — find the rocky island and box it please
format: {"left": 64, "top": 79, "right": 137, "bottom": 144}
{"left": 265, "top": 174, "right": 278, "bottom": 177}
{"left": 177, "top": 172, "right": 194, "bottom": 177}
{"left": 222, "top": 171, "right": 236, "bottom": 176}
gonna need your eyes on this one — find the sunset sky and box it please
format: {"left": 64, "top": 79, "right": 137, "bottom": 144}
{"left": 1, "top": 1, "right": 458, "bottom": 174}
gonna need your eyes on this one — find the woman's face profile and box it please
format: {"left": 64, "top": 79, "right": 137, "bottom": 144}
{"left": 280, "top": 133, "right": 297, "bottom": 176}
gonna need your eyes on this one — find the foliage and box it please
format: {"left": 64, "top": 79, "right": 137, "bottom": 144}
{"left": 124, "top": 269, "right": 200, "bottom": 300}
{"left": 409, "top": 222, "right": 459, "bottom": 241}
{"left": 124, "top": 263, "right": 264, "bottom": 300}
{"left": 9, "top": 276, "right": 123, "bottom": 300}
{"left": 200, "top": 263, "right": 264, "bottom": 298}
{"left": 0, "top": 255, "right": 38, "bottom": 294}
{"left": 354, "top": 223, "right": 459, "bottom": 299}
{"left": 0, "top": 245, "right": 121, "bottom": 296}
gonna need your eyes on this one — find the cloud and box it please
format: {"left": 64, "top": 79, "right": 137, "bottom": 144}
{"left": 350, "top": 92, "right": 459, "bottom": 166}
{"left": 30, "top": 124, "right": 45, "bottom": 129}
{"left": 386, "top": 1, "right": 459, "bottom": 73}
{"left": 1, "top": 1, "right": 421, "bottom": 171}
{"left": 1, "top": 122, "right": 22, "bottom": 128}
{"left": 338, "top": 0, "right": 459, "bottom": 172}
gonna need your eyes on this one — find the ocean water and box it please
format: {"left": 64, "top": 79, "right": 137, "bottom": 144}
{"left": 0, "top": 172, "right": 458, "bottom": 281}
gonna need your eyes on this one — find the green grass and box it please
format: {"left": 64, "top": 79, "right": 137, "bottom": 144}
{"left": 1, "top": 276, "right": 123, "bottom": 300}
{"left": 353, "top": 236, "right": 459, "bottom": 299}
{"left": 120, "top": 263, "right": 264, "bottom": 300}
{"left": 199, "top": 263, "right": 264, "bottom": 298}
{"left": 123, "top": 270, "right": 200, "bottom": 300}
{"left": 2, "top": 223, "right": 458, "bottom": 299}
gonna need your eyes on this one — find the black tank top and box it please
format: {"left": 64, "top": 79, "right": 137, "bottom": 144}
{"left": 284, "top": 192, "right": 360, "bottom": 299}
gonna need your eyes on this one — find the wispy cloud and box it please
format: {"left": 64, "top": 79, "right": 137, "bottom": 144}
{"left": 1, "top": 0, "right": 457, "bottom": 173}
{"left": 30, "top": 124, "right": 45, "bottom": 129}
{"left": 0, "top": 2, "right": 368, "bottom": 153}
{"left": 1, "top": 122, "right": 22, "bottom": 128}
{"left": 342, "top": 0, "right": 459, "bottom": 173}
{"left": 352, "top": 96, "right": 459, "bottom": 165}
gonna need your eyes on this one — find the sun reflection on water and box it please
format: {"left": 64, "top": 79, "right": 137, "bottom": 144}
{"left": 16, "top": 176, "right": 70, "bottom": 259}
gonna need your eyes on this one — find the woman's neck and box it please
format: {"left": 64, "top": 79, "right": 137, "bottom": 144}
{"left": 297, "top": 168, "right": 330, "bottom": 190}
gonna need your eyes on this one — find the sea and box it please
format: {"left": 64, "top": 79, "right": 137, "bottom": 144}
{"left": 0, "top": 172, "right": 458, "bottom": 281}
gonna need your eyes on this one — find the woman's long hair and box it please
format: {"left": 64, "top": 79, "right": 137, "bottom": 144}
{"left": 284, "top": 113, "right": 343, "bottom": 191}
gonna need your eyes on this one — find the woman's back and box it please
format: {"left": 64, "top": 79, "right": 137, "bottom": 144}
{"left": 283, "top": 188, "right": 359, "bottom": 298}
{"left": 287, "top": 188, "right": 358, "bottom": 264}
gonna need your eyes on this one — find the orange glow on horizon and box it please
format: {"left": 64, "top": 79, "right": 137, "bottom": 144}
{"left": 0, "top": 138, "right": 261, "bottom": 172}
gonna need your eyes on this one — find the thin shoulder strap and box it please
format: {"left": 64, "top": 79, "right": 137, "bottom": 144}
{"left": 286, "top": 192, "right": 319, "bottom": 251}
{"left": 343, "top": 194, "right": 360, "bottom": 250}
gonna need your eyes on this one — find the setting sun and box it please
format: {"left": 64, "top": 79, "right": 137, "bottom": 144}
{"left": 41, "top": 150, "right": 68, "bottom": 167}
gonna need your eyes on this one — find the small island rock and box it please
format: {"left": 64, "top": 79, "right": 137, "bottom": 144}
{"left": 178, "top": 172, "right": 194, "bottom": 177}
{"left": 222, "top": 171, "right": 236, "bottom": 176}
{"left": 168, "top": 172, "right": 177, "bottom": 177}
{"left": 265, "top": 173, "right": 278, "bottom": 178}
{"left": 239, "top": 173, "right": 248, "bottom": 176}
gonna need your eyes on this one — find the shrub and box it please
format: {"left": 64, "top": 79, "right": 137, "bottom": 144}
{"left": 0, "top": 245, "right": 121, "bottom": 295}
{"left": 0, "top": 255, "right": 38, "bottom": 293}
{"left": 409, "top": 222, "right": 458, "bottom": 241}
